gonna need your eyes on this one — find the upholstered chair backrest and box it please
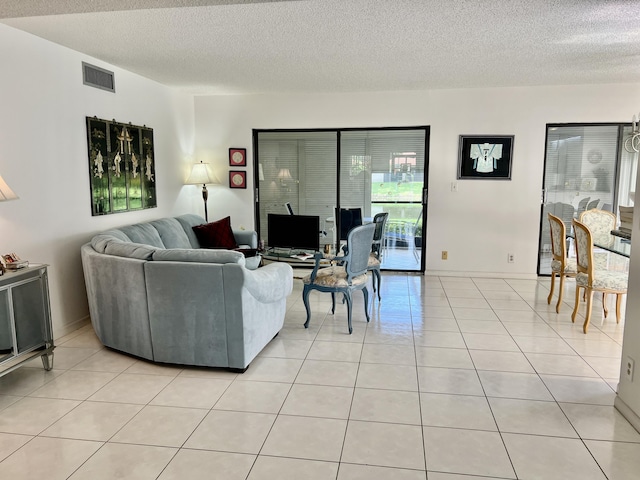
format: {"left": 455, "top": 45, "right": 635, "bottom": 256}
{"left": 579, "top": 209, "right": 616, "bottom": 246}
{"left": 572, "top": 219, "right": 594, "bottom": 279}
{"left": 548, "top": 213, "right": 566, "bottom": 262}
{"left": 345, "top": 223, "right": 376, "bottom": 282}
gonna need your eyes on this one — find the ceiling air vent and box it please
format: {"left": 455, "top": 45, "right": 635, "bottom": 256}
{"left": 82, "top": 62, "right": 115, "bottom": 93}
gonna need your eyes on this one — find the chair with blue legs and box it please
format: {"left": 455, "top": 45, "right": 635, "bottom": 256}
{"left": 302, "top": 223, "right": 375, "bottom": 334}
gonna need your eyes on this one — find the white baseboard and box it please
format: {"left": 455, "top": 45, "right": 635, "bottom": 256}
{"left": 54, "top": 315, "right": 91, "bottom": 340}
{"left": 614, "top": 395, "right": 640, "bottom": 434}
{"left": 424, "top": 270, "right": 539, "bottom": 280}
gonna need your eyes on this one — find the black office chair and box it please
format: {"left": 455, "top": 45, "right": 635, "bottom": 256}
{"left": 338, "top": 207, "right": 363, "bottom": 241}
{"left": 368, "top": 212, "right": 388, "bottom": 300}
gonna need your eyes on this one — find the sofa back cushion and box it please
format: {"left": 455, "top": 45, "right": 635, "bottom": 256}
{"left": 104, "top": 241, "right": 159, "bottom": 260}
{"left": 91, "top": 230, "right": 132, "bottom": 252}
{"left": 119, "top": 223, "right": 165, "bottom": 248}
{"left": 149, "top": 218, "right": 192, "bottom": 249}
{"left": 175, "top": 214, "right": 206, "bottom": 248}
{"left": 152, "top": 248, "right": 246, "bottom": 266}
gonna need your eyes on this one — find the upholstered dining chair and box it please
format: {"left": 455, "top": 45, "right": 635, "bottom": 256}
{"left": 547, "top": 213, "right": 577, "bottom": 313}
{"left": 571, "top": 219, "right": 628, "bottom": 334}
{"left": 302, "top": 223, "right": 375, "bottom": 334}
{"left": 579, "top": 208, "right": 616, "bottom": 273}
{"left": 368, "top": 212, "right": 388, "bottom": 301}
{"left": 579, "top": 208, "right": 616, "bottom": 246}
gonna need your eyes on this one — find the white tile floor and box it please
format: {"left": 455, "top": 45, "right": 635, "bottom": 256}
{"left": 0, "top": 274, "right": 638, "bottom": 479}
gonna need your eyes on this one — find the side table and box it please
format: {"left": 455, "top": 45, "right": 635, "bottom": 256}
{"left": 0, "top": 264, "right": 55, "bottom": 377}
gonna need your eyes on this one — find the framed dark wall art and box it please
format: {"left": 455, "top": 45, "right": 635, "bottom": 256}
{"left": 229, "top": 148, "right": 247, "bottom": 167}
{"left": 86, "top": 117, "right": 156, "bottom": 216}
{"left": 229, "top": 170, "right": 247, "bottom": 189}
{"left": 457, "top": 135, "right": 514, "bottom": 180}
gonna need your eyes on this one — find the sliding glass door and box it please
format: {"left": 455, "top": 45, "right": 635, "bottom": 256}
{"left": 340, "top": 129, "right": 427, "bottom": 271}
{"left": 538, "top": 123, "right": 634, "bottom": 275}
{"left": 254, "top": 127, "right": 429, "bottom": 272}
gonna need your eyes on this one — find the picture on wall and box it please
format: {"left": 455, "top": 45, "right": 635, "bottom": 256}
{"left": 229, "top": 148, "right": 247, "bottom": 166}
{"left": 457, "top": 135, "right": 514, "bottom": 180}
{"left": 86, "top": 117, "right": 156, "bottom": 215}
{"left": 229, "top": 170, "right": 247, "bottom": 189}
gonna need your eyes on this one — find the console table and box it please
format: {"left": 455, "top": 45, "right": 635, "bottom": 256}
{"left": 0, "top": 265, "right": 54, "bottom": 377}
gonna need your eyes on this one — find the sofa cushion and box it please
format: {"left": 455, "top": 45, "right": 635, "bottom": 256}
{"left": 104, "top": 241, "right": 160, "bottom": 260}
{"left": 149, "top": 218, "right": 192, "bottom": 249}
{"left": 91, "top": 230, "right": 132, "bottom": 253}
{"left": 119, "top": 223, "right": 165, "bottom": 248}
{"left": 175, "top": 214, "right": 208, "bottom": 248}
{"left": 152, "top": 248, "right": 246, "bottom": 266}
{"left": 192, "top": 217, "right": 238, "bottom": 249}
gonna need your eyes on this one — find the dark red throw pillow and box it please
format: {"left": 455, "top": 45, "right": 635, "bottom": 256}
{"left": 192, "top": 216, "right": 238, "bottom": 250}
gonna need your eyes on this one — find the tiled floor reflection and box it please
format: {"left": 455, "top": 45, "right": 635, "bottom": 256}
{"left": 0, "top": 274, "right": 637, "bottom": 479}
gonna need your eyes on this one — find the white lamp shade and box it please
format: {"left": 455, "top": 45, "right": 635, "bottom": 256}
{"left": 0, "top": 175, "right": 18, "bottom": 201}
{"left": 186, "top": 162, "right": 219, "bottom": 185}
{"left": 277, "top": 168, "right": 292, "bottom": 180}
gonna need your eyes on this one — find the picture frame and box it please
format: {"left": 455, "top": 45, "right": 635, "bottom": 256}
{"left": 229, "top": 148, "right": 247, "bottom": 167}
{"left": 457, "top": 135, "right": 514, "bottom": 180}
{"left": 229, "top": 170, "right": 247, "bottom": 189}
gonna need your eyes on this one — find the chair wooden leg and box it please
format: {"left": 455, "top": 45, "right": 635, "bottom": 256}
{"left": 602, "top": 292, "right": 609, "bottom": 319}
{"left": 547, "top": 273, "right": 556, "bottom": 305}
{"left": 556, "top": 274, "right": 565, "bottom": 313}
{"left": 583, "top": 289, "right": 594, "bottom": 334}
{"left": 616, "top": 294, "right": 623, "bottom": 324}
{"left": 331, "top": 292, "right": 336, "bottom": 314}
{"left": 303, "top": 287, "right": 312, "bottom": 328}
{"left": 571, "top": 286, "right": 581, "bottom": 323}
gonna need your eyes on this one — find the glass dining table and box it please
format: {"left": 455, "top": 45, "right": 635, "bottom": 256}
{"left": 567, "top": 231, "right": 631, "bottom": 258}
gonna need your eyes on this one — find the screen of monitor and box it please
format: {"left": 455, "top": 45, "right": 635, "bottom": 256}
{"left": 268, "top": 213, "right": 320, "bottom": 251}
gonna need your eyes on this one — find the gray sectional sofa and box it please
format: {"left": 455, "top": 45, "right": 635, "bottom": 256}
{"left": 80, "top": 214, "right": 293, "bottom": 371}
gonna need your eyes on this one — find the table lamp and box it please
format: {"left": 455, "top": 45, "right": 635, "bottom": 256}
{"left": 185, "top": 161, "right": 219, "bottom": 222}
{"left": 0, "top": 175, "right": 18, "bottom": 202}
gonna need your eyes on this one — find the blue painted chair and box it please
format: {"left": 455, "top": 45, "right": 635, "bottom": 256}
{"left": 302, "top": 223, "right": 375, "bottom": 334}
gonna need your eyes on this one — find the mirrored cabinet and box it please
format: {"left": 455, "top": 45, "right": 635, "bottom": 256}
{"left": 0, "top": 265, "right": 54, "bottom": 376}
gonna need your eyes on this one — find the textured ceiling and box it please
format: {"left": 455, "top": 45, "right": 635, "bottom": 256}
{"left": 1, "top": 0, "right": 639, "bottom": 95}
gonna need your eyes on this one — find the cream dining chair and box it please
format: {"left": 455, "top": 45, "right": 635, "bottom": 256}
{"left": 547, "top": 213, "right": 577, "bottom": 313}
{"left": 571, "top": 219, "right": 628, "bottom": 334}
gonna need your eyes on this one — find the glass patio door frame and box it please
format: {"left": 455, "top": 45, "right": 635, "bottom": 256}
{"left": 253, "top": 126, "right": 430, "bottom": 273}
{"left": 537, "top": 122, "right": 631, "bottom": 276}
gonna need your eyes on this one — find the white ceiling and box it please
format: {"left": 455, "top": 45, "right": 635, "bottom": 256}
{"left": 2, "top": 0, "right": 639, "bottom": 95}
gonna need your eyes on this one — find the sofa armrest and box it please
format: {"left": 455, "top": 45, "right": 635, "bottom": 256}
{"left": 241, "top": 263, "right": 293, "bottom": 303}
{"left": 233, "top": 230, "right": 257, "bottom": 248}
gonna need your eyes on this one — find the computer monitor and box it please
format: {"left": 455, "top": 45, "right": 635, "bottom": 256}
{"left": 268, "top": 213, "right": 320, "bottom": 251}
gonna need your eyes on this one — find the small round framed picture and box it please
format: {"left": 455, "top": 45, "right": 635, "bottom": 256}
{"left": 229, "top": 148, "right": 247, "bottom": 167}
{"left": 229, "top": 170, "right": 247, "bottom": 189}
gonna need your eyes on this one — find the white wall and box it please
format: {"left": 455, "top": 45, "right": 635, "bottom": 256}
{"left": 616, "top": 165, "right": 640, "bottom": 428}
{"left": 0, "top": 24, "right": 196, "bottom": 337}
{"left": 194, "top": 84, "right": 640, "bottom": 276}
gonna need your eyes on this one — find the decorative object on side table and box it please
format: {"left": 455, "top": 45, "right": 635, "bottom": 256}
{"left": 2, "top": 253, "right": 28, "bottom": 270}
{"left": 186, "top": 160, "right": 220, "bottom": 222}
{"left": 229, "top": 148, "right": 247, "bottom": 166}
{"left": 229, "top": 170, "right": 247, "bottom": 189}
{"left": 458, "top": 135, "right": 514, "bottom": 180}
